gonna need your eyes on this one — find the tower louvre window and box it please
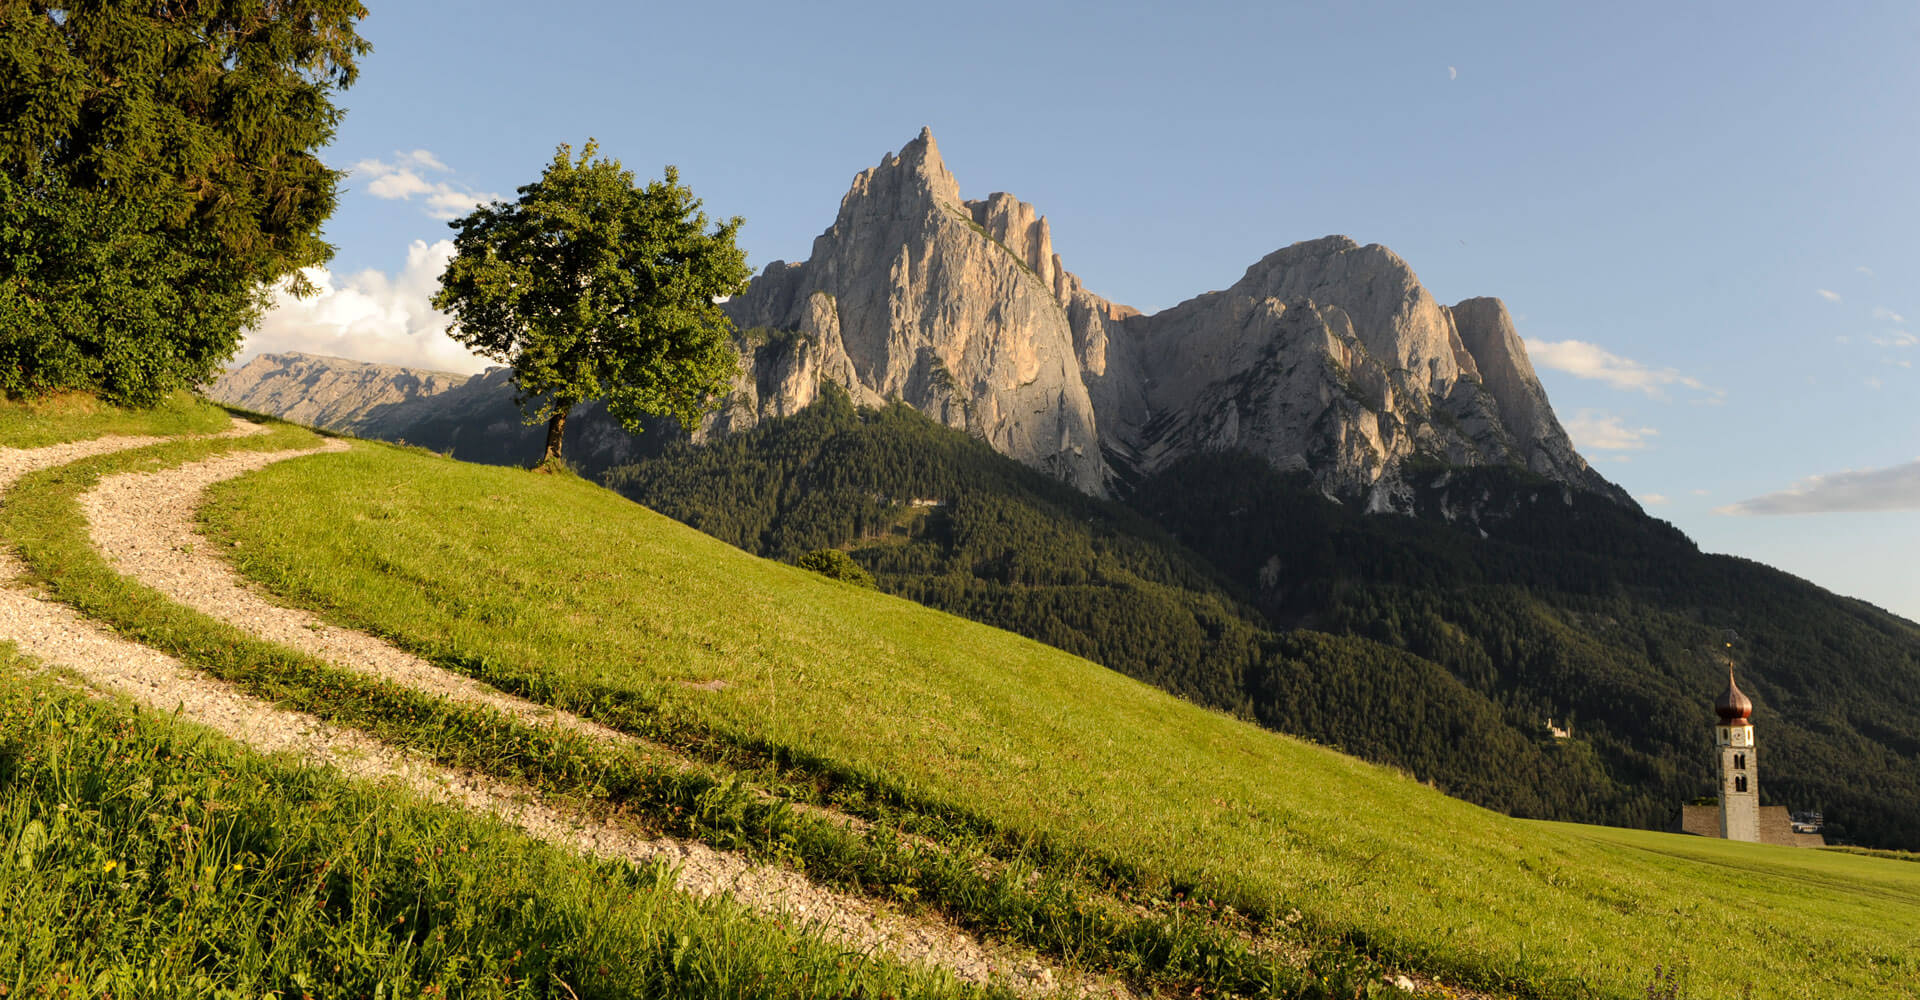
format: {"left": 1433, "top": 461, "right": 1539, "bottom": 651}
{"left": 1735, "top": 775, "right": 1748, "bottom": 793}
{"left": 1734, "top": 753, "right": 1746, "bottom": 770}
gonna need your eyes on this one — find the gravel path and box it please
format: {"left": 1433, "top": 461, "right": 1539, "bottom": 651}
{"left": 0, "top": 426, "right": 1130, "bottom": 999}
{"left": 81, "top": 442, "right": 895, "bottom": 848}
{"left": 81, "top": 442, "right": 660, "bottom": 755}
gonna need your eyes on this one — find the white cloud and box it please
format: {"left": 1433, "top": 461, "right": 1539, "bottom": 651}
{"left": 1872, "top": 306, "right": 1906, "bottom": 324}
{"left": 1817, "top": 288, "right": 1842, "bottom": 302}
{"left": 1870, "top": 331, "right": 1916, "bottom": 347}
{"left": 1564, "top": 410, "right": 1659, "bottom": 452}
{"left": 1691, "top": 488, "right": 1710, "bottom": 496}
{"left": 1716, "top": 458, "right": 1920, "bottom": 515}
{"left": 1525, "top": 339, "right": 1722, "bottom": 400}
{"left": 351, "top": 152, "right": 499, "bottom": 221}
{"left": 1448, "top": 66, "right": 1458, "bottom": 80}
{"left": 398, "top": 148, "right": 449, "bottom": 172}
{"left": 364, "top": 168, "right": 433, "bottom": 201}
{"left": 1857, "top": 266, "right": 1875, "bottom": 277}
{"left": 427, "top": 187, "right": 491, "bottom": 220}
{"left": 1836, "top": 335, "right": 1852, "bottom": 344}
{"left": 238, "top": 239, "right": 492, "bottom": 375}
{"left": 1639, "top": 493, "right": 1669, "bottom": 505}
{"left": 1866, "top": 376, "right": 1883, "bottom": 390}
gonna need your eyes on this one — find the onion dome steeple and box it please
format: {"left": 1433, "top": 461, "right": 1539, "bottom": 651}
{"left": 1715, "top": 669, "right": 1753, "bottom": 724}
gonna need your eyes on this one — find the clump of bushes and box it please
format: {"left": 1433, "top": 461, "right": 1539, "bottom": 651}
{"left": 796, "top": 548, "right": 874, "bottom": 588}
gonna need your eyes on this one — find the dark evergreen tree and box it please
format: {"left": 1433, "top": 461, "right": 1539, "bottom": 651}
{"left": 0, "top": 0, "right": 369, "bottom": 403}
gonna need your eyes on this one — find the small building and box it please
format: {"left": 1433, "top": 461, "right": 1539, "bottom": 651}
{"left": 1677, "top": 670, "right": 1825, "bottom": 848}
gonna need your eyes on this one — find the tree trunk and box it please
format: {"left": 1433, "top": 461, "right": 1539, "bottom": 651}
{"left": 543, "top": 406, "right": 569, "bottom": 465}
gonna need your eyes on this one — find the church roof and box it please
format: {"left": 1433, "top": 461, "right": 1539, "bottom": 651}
{"left": 1716, "top": 669, "right": 1753, "bottom": 724}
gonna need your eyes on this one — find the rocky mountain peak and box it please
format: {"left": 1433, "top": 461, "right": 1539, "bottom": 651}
{"left": 719, "top": 130, "right": 1111, "bottom": 493}
{"left": 827, "top": 126, "right": 962, "bottom": 232}
{"left": 205, "top": 353, "right": 473, "bottom": 434}
{"left": 1228, "top": 236, "right": 1469, "bottom": 393}
{"left": 712, "top": 131, "right": 1624, "bottom": 507}
{"left": 1443, "top": 296, "right": 1605, "bottom": 492}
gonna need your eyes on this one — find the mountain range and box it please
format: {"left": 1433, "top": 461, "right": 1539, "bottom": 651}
{"left": 715, "top": 128, "right": 1622, "bottom": 507}
{"left": 218, "top": 128, "right": 1619, "bottom": 508}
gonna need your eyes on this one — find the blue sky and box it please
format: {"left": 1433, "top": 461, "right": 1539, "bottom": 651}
{"left": 248, "top": 0, "right": 1920, "bottom": 621}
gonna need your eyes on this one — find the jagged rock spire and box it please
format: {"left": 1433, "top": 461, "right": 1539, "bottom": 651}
{"left": 829, "top": 126, "right": 961, "bottom": 231}
{"left": 720, "top": 130, "right": 1110, "bottom": 494}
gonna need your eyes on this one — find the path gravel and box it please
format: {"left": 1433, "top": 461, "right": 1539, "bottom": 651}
{"left": 0, "top": 425, "right": 1130, "bottom": 999}
{"left": 81, "top": 441, "right": 655, "bottom": 753}
{"left": 81, "top": 441, "right": 894, "bottom": 846}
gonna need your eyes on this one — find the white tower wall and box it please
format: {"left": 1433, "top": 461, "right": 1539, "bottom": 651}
{"left": 1717, "top": 722, "right": 1760, "bottom": 842}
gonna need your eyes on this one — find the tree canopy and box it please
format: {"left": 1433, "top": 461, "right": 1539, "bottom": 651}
{"left": 0, "top": 0, "right": 369, "bottom": 404}
{"left": 433, "top": 142, "right": 750, "bottom": 465}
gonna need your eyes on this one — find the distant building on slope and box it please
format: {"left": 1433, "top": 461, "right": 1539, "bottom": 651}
{"left": 1678, "top": 670, "right": 1825, "bottom": 847}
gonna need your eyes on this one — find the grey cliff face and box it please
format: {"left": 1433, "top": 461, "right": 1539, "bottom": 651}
{"left": 1098, "top": 236, "right": 1627, "bottom": 506}
{"left": 1442, "top": 296, "right": 1618, "bottom": 498}
{"left": 718, "top": 128, "right": 1110, "bottom": 494}
{"left": 718, "top": 131, "right": 1623, "bottom": 507}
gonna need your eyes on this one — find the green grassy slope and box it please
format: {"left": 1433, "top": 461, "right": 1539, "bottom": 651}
{"left": 0, "top": 401, "right": 992, "bottom": 1000}
{"left": 601, "top": 395, "right": 1652, "bottom": 829}
{"left": 597, "top": 394, "right": 1920, "bottom": 849}
{"left": 0, "top": 390, "right": 230, "bottom": 445}
{"left": 11, "top": 420, "right": 1386, "bottom": 997}
{"left": 202, "top": 440, "right": 1920, "bottom": 1000}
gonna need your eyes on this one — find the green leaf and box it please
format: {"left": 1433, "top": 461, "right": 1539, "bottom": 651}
{"left": 15, "top": 819, "right": 48, "bottom": 871}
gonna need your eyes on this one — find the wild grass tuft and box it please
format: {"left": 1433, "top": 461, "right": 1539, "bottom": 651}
{"left": 0, "top": 650, "right": 991, "bottom": 1000}
{"left": 0, "top": 390, "right": 230, "bottom": 446}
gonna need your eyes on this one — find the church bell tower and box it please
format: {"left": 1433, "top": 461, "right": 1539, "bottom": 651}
{"left": 1714, "top": 669, "right": 1760, "bottom": 842}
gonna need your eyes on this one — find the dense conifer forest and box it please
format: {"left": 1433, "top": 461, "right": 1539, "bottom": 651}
{"left": 604, "top": 389, "right": 1920, "bottom": 849}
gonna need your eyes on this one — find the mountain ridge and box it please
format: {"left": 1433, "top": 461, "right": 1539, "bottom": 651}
{"left": 715, "top": 128, "right": 1624, "bottom": 505}
{"left": 206, "top": 352, "right": 473, "bottom": 435}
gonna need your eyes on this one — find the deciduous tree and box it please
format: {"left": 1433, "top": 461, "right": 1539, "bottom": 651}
{"left": 433, "top": 141, "right": 749, "bottom": 466}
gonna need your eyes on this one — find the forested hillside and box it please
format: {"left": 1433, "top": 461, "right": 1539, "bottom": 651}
{"left": 605, "top": 389, "right": 1920, "bottom": 849}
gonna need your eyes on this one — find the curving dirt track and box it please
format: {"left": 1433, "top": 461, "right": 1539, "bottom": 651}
{"left": 0, "top": 422, "right": 1131, "bottom": 999}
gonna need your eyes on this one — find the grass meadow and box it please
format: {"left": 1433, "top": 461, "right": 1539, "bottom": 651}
{"left": 0, "top": 399, "right": 995, "bottom": 1000}
{"left": 5, "top": 415, "right": 1384, "bottom": 997}
{"left": 187, "top": 438, "right": 1919, "bottom": 1000}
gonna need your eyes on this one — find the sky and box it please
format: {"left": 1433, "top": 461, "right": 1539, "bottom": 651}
{"left": 248, "top": 0, "right": 1920, "bottom": 622}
